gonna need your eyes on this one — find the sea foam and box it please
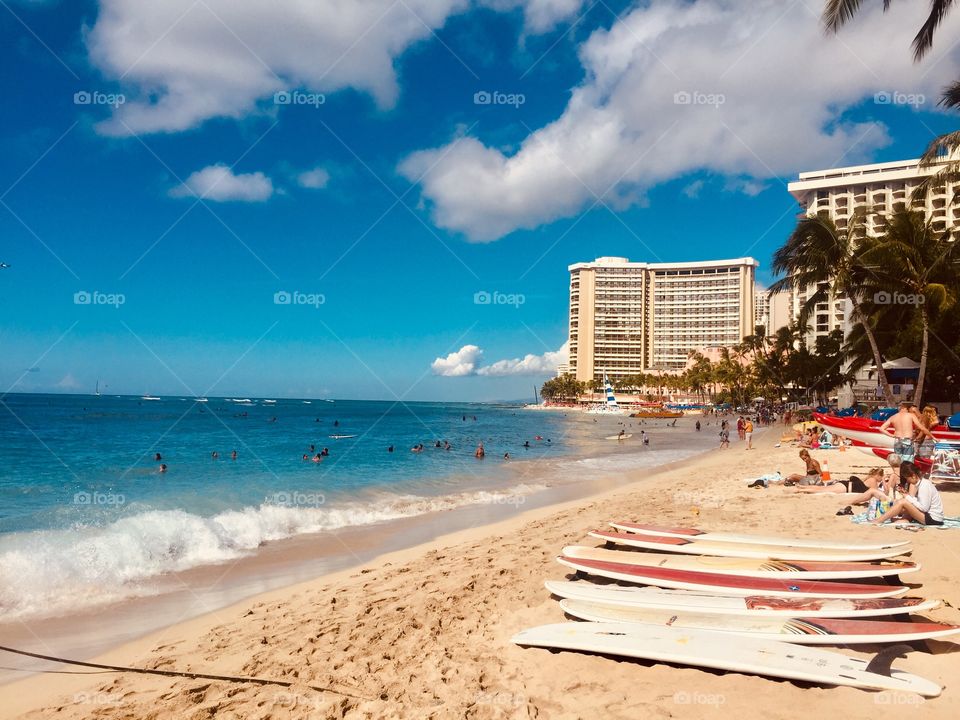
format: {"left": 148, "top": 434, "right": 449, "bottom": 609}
{"left": 0, "top": 483, "right": 545, "bottom": 620}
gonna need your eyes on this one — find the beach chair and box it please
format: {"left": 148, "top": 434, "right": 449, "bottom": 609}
{"left": 929, "top": 442, "right": 960, "bottom": 484}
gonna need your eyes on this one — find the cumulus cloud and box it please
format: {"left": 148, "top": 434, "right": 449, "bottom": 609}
{"left": 85, "top": 1, "right": 579, "bottom": 135}
{"left": 433, "top": 342, "right": 567, "bottom": 377}
{"left": 169, "top": 164, "right": 274, "bottom": 202}
{"left": 297, "top": 167, "right": 330, "bottom": 189}
{"left": 54, "top": 373, "right": 81, "bottom": 390}
{"left": 432, "top": 344, "right": 483, "bottom": 377}
{"left": 401, "top": 0, "right": 960, "bottom": 241}
{"left": 476, "top": 341, "right": 568, "bottom": 376}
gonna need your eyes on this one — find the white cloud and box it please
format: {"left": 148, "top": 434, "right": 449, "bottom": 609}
{"left": 297, "top": 167, "right": 330, "bottom": 189}
{"left": 682, "top": 179, "right": 704, "bottom": 198}
{"left": 169, "top": 164, "right": 274, "bottom": 202}
{"left": 433, "top": 342, "right": 567, "bottom": 377}
{"left": 476, "top": 340, "right": 568, "bottom": 376}
{"left": 481, "top": 0, "right": 584, "bottom": 32}
{"left": 432, "top": 344, "right": 483, "bottom": 376}
{"left": 401, "top": 0, "right": 960, "bottom": 241}
{"left": 54, "top": 373, "right": 81, "bottom": 390}
{"left": 85, "top": 1, "right": 576, "bottom": 135}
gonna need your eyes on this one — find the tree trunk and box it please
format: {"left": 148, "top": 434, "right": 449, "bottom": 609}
{"left": 916, "top": 305, "right": 930, "bottom": 405}
{"left": 851, "top": 300, "right": 895, "bottom": 405}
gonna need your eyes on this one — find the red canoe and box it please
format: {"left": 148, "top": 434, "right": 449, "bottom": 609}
{"left": 814, "top": 414, "right": 960, "bottom": 448}
{"left": 869, "top": 447, "right": 933, "bottom": 473}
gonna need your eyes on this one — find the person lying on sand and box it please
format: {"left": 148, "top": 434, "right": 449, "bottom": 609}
{"left": 872, "top": 461, "right": 944, "bottom": 526}
{"left": 783, "top": 450, "right": 821, "bottom": 486}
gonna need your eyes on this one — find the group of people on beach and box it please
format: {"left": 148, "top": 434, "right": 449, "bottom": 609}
{"left": 779, "top": 402, "right": 945, "bottom": 526}
{"left": 717, "top": 417, "right": 754, "bottom": 450}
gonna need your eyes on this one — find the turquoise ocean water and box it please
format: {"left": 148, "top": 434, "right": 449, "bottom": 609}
{"left": 0, "top": 393, "right": 714, "bottom": 620}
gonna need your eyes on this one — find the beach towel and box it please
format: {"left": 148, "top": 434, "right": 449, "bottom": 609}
{"left": 744, "top": 472, "right": 782, "bottom": 488}
{"left": 850, "top": 512, "right": 960, "bottom": 529}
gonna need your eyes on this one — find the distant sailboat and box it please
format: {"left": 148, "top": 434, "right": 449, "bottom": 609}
{"left": 95, "top": 380, "right": 100, "bottom": 396}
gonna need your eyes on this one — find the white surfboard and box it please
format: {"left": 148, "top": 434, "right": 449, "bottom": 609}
{"left": 589, "top": 530, "right": 909, "bottom": 562}
{"left": 610, "top": 522, "right": 911, "bottom": 551}
{"left": 512, "top": 622, "right": 941, "bottom": 696}
{"left": 558, "top": 600, "right": 960, "bottom": 645}
{"left": 544, "top": 581, "right": 942, "bottom": 618}
{"left": 605, "top": 434, "right": 632, "bottom": 440}
{"left": 562, "top": 546, "right": 919, "bottom": 580}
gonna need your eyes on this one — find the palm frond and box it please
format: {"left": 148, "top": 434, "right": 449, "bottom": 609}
{"left": 824, "top": 0, "right": 865, "bottom": 32}
{"left": 913, "top": 0, "right": 956, "bottom": 61}
{"left": 919, "top": 130, "right": 960, "bottom": 165}
{"left": 938, "top": 80, "right": 960, "bottom": 109}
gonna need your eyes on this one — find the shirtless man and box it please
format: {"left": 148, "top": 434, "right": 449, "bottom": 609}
{"left": 879, "top": 403, "right": 933, "bottom": 463}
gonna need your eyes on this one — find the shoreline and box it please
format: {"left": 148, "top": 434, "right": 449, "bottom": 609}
{"left": 0, "top": 420, "right": 714, "bottom": 687}
{"left": 5, "top": 426, "right": 958, "bottom": 718}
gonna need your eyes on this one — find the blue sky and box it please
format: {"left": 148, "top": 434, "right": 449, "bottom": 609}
{"left": 1, "top": 0, "right": 959, "bottom": 401}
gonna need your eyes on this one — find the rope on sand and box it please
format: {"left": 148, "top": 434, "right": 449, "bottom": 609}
{"left": 0, "top": 645, "right": 374, "bottom": 701}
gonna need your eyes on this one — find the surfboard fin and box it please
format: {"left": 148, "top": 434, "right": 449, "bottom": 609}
{"left": 865, "top": 644, "right": 912, "bottom": 677}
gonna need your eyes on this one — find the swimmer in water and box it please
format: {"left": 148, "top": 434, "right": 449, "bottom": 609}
{"left": 312, "top": 453, "right": 322, "bottom": 463}
{"left": 475, "top": 442, "right": 485, "bottom": 459}
{"left": 302, "top": 454, "right": 309, "bottom": 460}
{"left": 231, "top": 450, "right": 238, "bottom": 460}
{"left": 155, "top": 452, "right": 162, "bottom": 461}
{"left": 321, "top": 447, "right": 329, "bottom": 457}
{"left": 159, "top": 463, "right": 167, "bottom": 473}
{"left": 211, "top": 451, "right": 219, "bottom": 459}
{"left": 387, "top": 445, "right": 394, "bottom": 453}
{"left": 503, "top": 452, "right": 510, "bottom": 460}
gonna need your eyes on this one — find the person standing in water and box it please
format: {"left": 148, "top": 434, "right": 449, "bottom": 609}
{"left": 475, "top": 442, "right": 485, "bottom": 459}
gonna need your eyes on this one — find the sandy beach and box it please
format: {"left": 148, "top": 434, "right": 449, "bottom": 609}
{"left": 2, "top": 427, "right": 958, "bottom": 719}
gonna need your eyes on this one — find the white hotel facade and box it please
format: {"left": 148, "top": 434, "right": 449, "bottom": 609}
{"left": 784, "top": 156, "right": 957, "bottom": 403}
{"left": 786, "top": 156, "right": 957, "bottom": 345}
{"left": 567, "top": 256, "right": 757, "bottom": 383}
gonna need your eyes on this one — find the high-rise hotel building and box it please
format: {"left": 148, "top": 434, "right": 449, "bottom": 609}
{"left": 567, "top": 256, "right": 757, "bottom": 382}
{"left": 786, "top": 156, "right": 956, "bottom": 345}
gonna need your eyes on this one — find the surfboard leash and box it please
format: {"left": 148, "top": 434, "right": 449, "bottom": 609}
{"left": 0, "top": 645, "right": 375, "bottom": 701}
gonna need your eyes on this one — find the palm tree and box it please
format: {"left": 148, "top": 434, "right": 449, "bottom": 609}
{"left": 824, "top": 2, "right": 954, "bottom": 64}
{"left": 770, "top": 212, "right": 895, "bottom": 404}
{"left": 824, "top": 2, "right": 960, "bottom": 189}
{"left": 860, "top": 208, "right": 960, "bottom": 403}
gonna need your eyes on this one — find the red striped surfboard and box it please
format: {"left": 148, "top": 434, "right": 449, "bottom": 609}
{"left": 558, "top": 556, "right": 909, "bottom": 598}
{"left": 609, "top": 522, "right": 911, "bottom": 550}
